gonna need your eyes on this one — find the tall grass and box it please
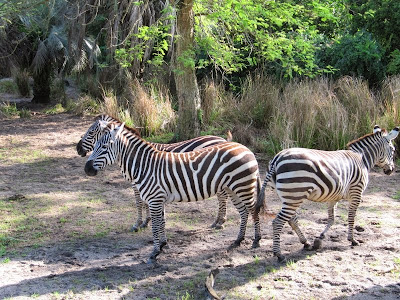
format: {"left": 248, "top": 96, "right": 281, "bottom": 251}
{"left": 202, "top": 74, "right": 396, "bottom": 154}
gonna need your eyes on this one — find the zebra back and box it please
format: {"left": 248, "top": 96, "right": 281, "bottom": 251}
{"left": 77, "top": 114, "right": 228, "bottom": 156}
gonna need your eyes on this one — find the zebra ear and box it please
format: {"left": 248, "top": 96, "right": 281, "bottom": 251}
{"left": 373, "top": 125, "right": 381, "bottom": 133}
{"left": 386, "top": 127, "right": 400, "bottom": 140}
{"left": 99, "top": 120, "right": 110, "bottom": 131}
{"left": 111, "top": 122, "right": 125, "bottom": 141}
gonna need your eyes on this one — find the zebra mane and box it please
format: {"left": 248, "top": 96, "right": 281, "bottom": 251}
{"left": 95, "top": 114, "right": 142, "bottom": 137}
{"left": 346, "top": 129, "right": 386, "bottom": 149}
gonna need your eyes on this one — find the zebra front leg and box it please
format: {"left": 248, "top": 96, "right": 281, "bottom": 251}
{"left": 211, "top": 191, "right": 228, "bottom": 229}
{"left": 347, "top": 197, "right": 362, "bottom": 246}
{"left": 288, "top": 213, "right": 312, "bottom": 250}
{"left": 131, "top": 187, "right": 144, "bottom": 232}
{"left": 147, "top": 202, "right": 165, "bottom": 263}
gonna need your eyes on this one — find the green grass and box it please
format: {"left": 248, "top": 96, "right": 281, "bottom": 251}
{"left": 0, "top": 80, "right": 17, "bottom": 93}
{"left": 0, "top": 102, "right": 19, "bottom": 117}
{"left": 44, "top": 103, "right": 65, "bottom": 114}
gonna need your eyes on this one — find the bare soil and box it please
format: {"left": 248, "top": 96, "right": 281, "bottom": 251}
{"left": 0, "top": 112, "right": 400, "bottom": 299}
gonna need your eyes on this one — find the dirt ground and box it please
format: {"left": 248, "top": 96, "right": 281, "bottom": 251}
{"left": 0, "top": 112, "right": 400, "bottom": 300}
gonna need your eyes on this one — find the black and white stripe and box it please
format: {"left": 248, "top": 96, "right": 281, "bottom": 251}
{"left": 257, "top": 126, "right": 399, "bottom": 262}
{"left": 77, "top": 115, "right": 230, "bottom": 230}
{"left": 85, "top": 123, "right": 262, "bottom": 261}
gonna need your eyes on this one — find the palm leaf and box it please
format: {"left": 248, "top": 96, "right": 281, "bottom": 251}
{"left": 31, "top": 40, "right": 49, "bottom": 75}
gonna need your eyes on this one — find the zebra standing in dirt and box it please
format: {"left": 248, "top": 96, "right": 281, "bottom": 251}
{"left": 257, "top": 126, "right": 399, "bottom": 262}
{"left": 77, "top": 115, "right": 231, "bottom": 231}
{"left": 84, "top": 123, "right": 262, "bottom": 262}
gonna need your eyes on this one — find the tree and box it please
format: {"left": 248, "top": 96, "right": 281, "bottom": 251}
{"left": 173, "top": 0, "right": 201, "bottom": 140}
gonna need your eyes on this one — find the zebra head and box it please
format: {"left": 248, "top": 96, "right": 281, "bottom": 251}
{"left": 84, "top": 123, "right": 125, "bottom": 176}
{"left": 77, "top": 118, "right": 112, "bottom": 157}
{"left": 374, "top": 126, "right": 399, "bottom": 175}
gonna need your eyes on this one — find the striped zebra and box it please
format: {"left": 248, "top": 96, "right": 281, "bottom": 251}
{"left": 84, "top": 123, "right": 262, "bottom": 262}
{"left": 77, "top": 115, "right": 230, "bottom": 230}
{"left": 257, "top": 126, "right": 399, "bottom": 262}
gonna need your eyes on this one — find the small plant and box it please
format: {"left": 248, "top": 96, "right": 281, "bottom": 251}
{"left": 0, "top": 102, "right": 19, "bottom": 117}
{"left": 44, "top": 103, "right": 65, "bottom": 114}
{"left": 2, "top": 257, "right": 10, "bottom": 263}
{"left": 18, "top": 108, "right": 31, "bottom": 118}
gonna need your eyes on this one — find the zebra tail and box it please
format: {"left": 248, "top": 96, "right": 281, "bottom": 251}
{"left": 255, "top": 164, "right": 275, "bottom": 217}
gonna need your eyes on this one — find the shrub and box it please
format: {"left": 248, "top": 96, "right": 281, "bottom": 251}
{"left": 14, "top": 69, "right": 30, "bottom": 97}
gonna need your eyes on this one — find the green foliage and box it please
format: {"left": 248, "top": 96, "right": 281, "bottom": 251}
{"left": 318, "top": 31, "right": 385, "bottom": 85}
{"left": 195, "top": 0, "right": 344, "bottom": 79}
{"left": 115, "top": 5, "right": 174, "bottom": 69}
{"left": 350, "top": 0, "right": 400, "bottom": 56}
{"left": 387, "top": 50, "right": 400, "bottom": 75}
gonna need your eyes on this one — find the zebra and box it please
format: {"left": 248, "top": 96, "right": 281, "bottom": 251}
{"left": 77, "top": 115, "right": 231, "bottom": 231}
{"left": 256, "top": 126, "right": 399, "bottom": 262}
{"left": 84, "top": 122, "right": 262, "bottom": 262}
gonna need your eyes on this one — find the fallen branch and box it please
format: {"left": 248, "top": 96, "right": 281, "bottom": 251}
{"left": 205, "top": 268, "right": 221, "bottom": 300}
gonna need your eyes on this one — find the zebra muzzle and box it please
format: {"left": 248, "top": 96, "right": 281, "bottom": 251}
{"left": 76, "top": 140, "right": 87, "bottom": 157}
{"left": 84, "top": 160, "right": 98, "bottom": 176}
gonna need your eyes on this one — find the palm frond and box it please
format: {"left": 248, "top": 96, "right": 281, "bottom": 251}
{"left": 32, "top": 40, "right": 49, "bottom": 75}
{"left": 72, "top": 49, "right": 88, "bottom": 73}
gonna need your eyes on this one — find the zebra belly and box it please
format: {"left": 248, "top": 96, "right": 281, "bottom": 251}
{"left": 276, "top": 182, "right": 346, "bottom": 203}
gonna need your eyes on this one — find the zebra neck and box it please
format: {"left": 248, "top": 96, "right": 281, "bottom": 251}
{"left": 117, "top": 135, "right": 156, "bottom": 182}
{"left": 349, "top": 139, "right": 379, "bottom": 172}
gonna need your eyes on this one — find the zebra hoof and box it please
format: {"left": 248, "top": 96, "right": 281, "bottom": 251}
{"left": 229, "top": 239, "right": 243, "bottom": 249}
{"left": 351, "top": 240, "right": 359, "bottom": 246}
{"left": 319, "top": 233, "right": 326, "bottom": 240}
{"left": 160, "top": 241, "right": 168, "bottom": 251}
{"left": 130, "top": 225, "right": 139, "bottom": 232}
{"left": 146, "top": 257, "right": 158, "bottom": 265}
{"left": 276, "top": 254, "right": 286, "bottom": 263}
{"left": 303, "top": 242, "right": 313, "bottom": 251}
{"left": 313, "top": 238, "right": 322, "bottom": 250}
{"left": 252, "top": 240, "right": 260, "bottom": 249}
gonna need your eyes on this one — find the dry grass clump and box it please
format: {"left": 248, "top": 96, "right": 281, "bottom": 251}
{"left": 96, "top": 79, "right": 176, "bottom": 136}
{"left": 126, "top": 79, "right": 176, "bottom": 136}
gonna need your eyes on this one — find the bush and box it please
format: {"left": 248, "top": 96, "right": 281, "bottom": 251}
{"left": 318, "top": 31, "right": 385, "bottom": 86}
{"left": 14, "top": 69, "right": 30, "bottom": 97}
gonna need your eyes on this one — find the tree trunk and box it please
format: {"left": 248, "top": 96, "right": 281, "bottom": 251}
{"left": 32, "top": 64, "right": 51, "bottom": 104}
{"left": 173, "top": 0, "right": 201, "bottom": 140}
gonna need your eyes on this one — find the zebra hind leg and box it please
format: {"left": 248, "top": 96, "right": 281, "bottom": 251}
{"left": 139, "top": 203, "right": 151, "bottom": 229}
{"left": 131, "top": 187, "right": 144, "bottom": 232}
{"left": 314, "top": 201, "right": 337, "bottom": 249}
{"left": 272, "top": 215, "right": 287, "bottom": 262}
{"left": 288, "top": 214, "right": 312, "bottom": 250}
{"left": 228, "top": 191, "right": 250, "bottom": 248}
{"left": 210, "top": 191, "right": 228, "bottom": 229}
